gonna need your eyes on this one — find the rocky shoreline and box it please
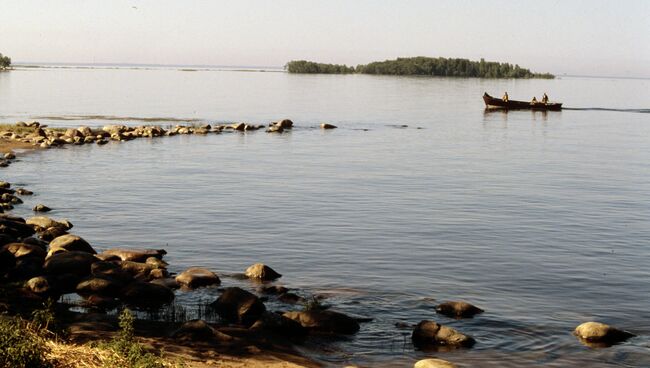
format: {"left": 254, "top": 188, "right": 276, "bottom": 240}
{"left": 0, "top": 120, "right": 638, "bottom": 368}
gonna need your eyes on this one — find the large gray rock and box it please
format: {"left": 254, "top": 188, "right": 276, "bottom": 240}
{"left": 120, "top": 281, "right": 175, "bottom": 308}
{"left": 412, "top": 320, "right": 475, "bottom": 348}
{"left": 44, "top": 251, "right": 98, "bottom": 276}
{"left": 282, "top": 310, "right": 360, "bottom": 335}
{"left": 244, "top": 263, "right": 281, "bottom": 281}
{"left": 175, "top": 267, "right": 220, "bottom": 289}
{"left": 435, "top": 301, "right": 484, "bottom": 318}
{"left": 573, "top": 322, "right": 635, "bottom": 345}
{"left": 48, "top": 234, "right": 95, "bottom": 257}
{"left": 100, "top": 248, "right": 166, "bottom": 262}
{"left": 210, "top": 287, "right": 266, "bottom": 326}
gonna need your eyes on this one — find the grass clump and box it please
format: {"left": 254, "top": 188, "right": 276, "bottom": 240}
{"left": 98, "top": 308, "right": 169, "bottom": 368}
{"left": 0, "top": 316, "right": 53, "bottom": 368}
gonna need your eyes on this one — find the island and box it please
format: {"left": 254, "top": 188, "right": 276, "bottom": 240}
{"left": 0, "top": 53, "right": 11, "bottom": 70}
{"left": 286, "top": 56, "right": 554, "bottom": 79}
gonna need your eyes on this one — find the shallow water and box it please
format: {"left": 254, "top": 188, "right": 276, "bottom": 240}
{"left": 2, "top": 67, "right": 650, "bottom": 366}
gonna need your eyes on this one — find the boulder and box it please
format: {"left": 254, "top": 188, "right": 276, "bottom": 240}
{"left": 149, "top": 268, "right": 168, "bottom": 279}
{"left": 25, "top": 276, "right": 53, "bottom": 295}
{"left": 48, "top": 234, "right": 95, "bottom": 257}
{"left": 414, "top": 358, "right": 457, "bottom": 368}
{"left": 39, "top": 226, "right": 69, "bottom": 242}
{"left": 210, "top": 287, "right": 266, "bottom": 326}
{"left": 250, "top": 311, "right": 307, "bottom": 339}
{"left": 120, "top": 261, "right": 154, "bottom": 280}
{"left": 278, "top": 292, "right": 306, "bottom": 304}
{"left": 145, "top": 257, "right": 168, "bottom": 269}
{"left": 82, "top": 295, "right": 119, "bottom": 309}
{"left": 16, "top": 189, "right": 34, "bottom": 196}
{"left": 176, "top": 267, "right": 220, "bottom": 288}
{"left": 2, "top": 243, "right": 46, "bottom": 259}
{"left": 26, "top": 216, "right": 71, "bottom": 231}
{"left": 258, "top": 285, "right": 289, "bottom": 295}
{"left": 120, "top": 281, "right": 175, "bottom": 308}
{"left": 150, "top": 278, "right": 180, "bottom": 290}
{"left": 266, "top": 125, "right": 284, "bottom": 133}
{"left": 76, "top": 277, "right": 124, "bottom": 297}
{"left": 33, "top": 204, "right": 52, "bottom": 212}
{"left": 8, "top": 257, "right": 44, "bottom": 280}
{"left": 273, "top": 119, "right": 293, "bottom": 129}
{"left": 573, "top": 322, "right": 635, "bottom": 345}
{"left": 0, "top": 217, "right": 36, "bottom": 238}
{"left": 244, "top": 263, "right": 281, "bottom": 281}
{"left": 435, "top": 301, "right": 484, "bottom": 318}
{"left": 412, "top": 320, "right": 475, "bottom": 348}
{"left": 0, "top": 181, "right": 10, "bottom": 189}
{"left": 171, "top": 319, "right": 234, "bottom": 343}
{"left": 0, "top": 247, "right": 16, "bottom": 273}
{"left": 320, "top": 123, "right": 337, "bottom": 129}
{"left": 44, "top": 251, "right": 98, "bottom": 276}
{"left": 282, "top": 310, "right": 360, "bottom": 335}
{"left": 100, "top": 248, "right": 166, "bottom": 262}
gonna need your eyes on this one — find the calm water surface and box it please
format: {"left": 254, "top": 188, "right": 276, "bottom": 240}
{"left": 1, "top": 67, "right": 650, "bottom": 367}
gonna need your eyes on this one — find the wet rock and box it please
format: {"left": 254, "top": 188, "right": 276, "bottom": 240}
{"left": 266, "top": 125, "right": 284, "bottom": 133}
{"left": 77, "top": 126, "right": 93, "bottom": 136}
{"left": 258, "top": 285, "right": 289, "bottom": 295}
{"left": 231, "top": 123, "right": 246, "bottom": 131}
{"left": 412, "top": 320, "right": 475, "bottom": 348}
{"left": 4, "top": 152, "right": 16, "bottom": 160}
{"left": 120, "top": 281, "right": 175, "bottom": 308}
{"left": 273, "top": 119, "right": 293, "bottom": 129}
{"left": 26, "top": 276, "right": 53, "bottom": 295}
{"left": 100, "top": 248, "right": 166, "bottom": 262}
{"left": 39, "top": 226, "right": 69, "bottom": 242}
{"left": 33, "top": 204, "right": 52, "bottom": 212}
{"left": 244, "top": 263, "right": 281, "bottom": 281}
{"left": 171, "top": 319, "right": 234, "bottom": 343}
{"left": 0, "top": 247, "right": 16, "bottom": 274}
{"left": 279, "top": 292, "right": 306, "bottom": 305}
{"left": 8, "top": 257, "right": 44, "bottom": 280}
{"left": 414, "top": 358, "right": 457, "bottom": 368}
{"left": 573, "top": 322, "right": 635, "bottom": 345}
{"left": 0, "top": 181, "right": 10, "bottom": 189}
{"left": 150, "top": 278, "right": 180, "bottom": 290}
{"left": 120, "top": 261, "right": 154, "bottom": 280}
{"left": 26, "top": 216, "right": 71, "bottom": 231}
{"left": 16, "top": 188, "right": 34, "bottom": 196}
{"left": 210, "top": 287, "right": 266, "bottom": 326}
{"left": 82, "top": 295, "right": 119, "bottom": 309}
{"left": 2, "top": 242, "right": 46, "bottom": 259}
{"left": 250, "top": 311, "right": 307, "bottom": 339}
{"left": 149, "top": 268, "right": 168, "bottom": 279}
{"left": 48, "top": 234, "right": 95, "bottom": 257}
{"left": 44, "top": 251, "right": 98, "bottom": 276}
{"left": 435, "top": 301, "right": 484, "bottom": 318}
{"left": 320, "top": 123, "right": 337, "bottom": 129}
{"left": 76, "top": 277, "right": 123, "bottom": 297}
{"left": 145, "top": 257, "right": 168, "bottom": 269}
{"left": 176, "top": 267, "right": 220, "bottom": 288}
{"left": 282, "top": 310, "right": 360, "bottom": 335}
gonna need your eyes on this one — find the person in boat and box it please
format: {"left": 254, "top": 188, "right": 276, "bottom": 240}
{"left": 531, "top": 96, "right": 538, "bottom": 105}
{"left": 502, "top": 92, "right": 509, "bottom": 102}
{"left": 541, "top": 93, "right": 549, "bottom": 104}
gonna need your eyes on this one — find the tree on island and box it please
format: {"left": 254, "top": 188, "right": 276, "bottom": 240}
{"left": 286, "top": 57, "right": 554, "bottom": 79}
{"left": 0, "top": 53, "right": 11, "bottom": 70}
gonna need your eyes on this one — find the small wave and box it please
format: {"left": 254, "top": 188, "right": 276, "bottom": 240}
{"left": 29, "top": 115, "right": 203, "bottom": 122}
{"left": 563, "top": 107, "right": 650, "bottom": 113}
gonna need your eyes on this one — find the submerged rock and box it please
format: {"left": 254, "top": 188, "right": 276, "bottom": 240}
{"left": 412, "top": 320, "right": 475, "bottom": 348}
{"left": 573, "top": 322, "right": 635, "bottom": 345}
{"left": 210, "top": 287, "right": 266, "bottom": 326}
{"left": 120, "top": 281, "right": 175, "bottom": 308}
{"left": 435, "top": 301, "right": 484, "bottom": 318}
{"left": 320, "top": 123, "right": 337, "bottom": 129}
{"left": 33, "top": 204, "right": 52, "bottom": 212}
{"left": 282, "top": 310, "right": 360, "bottom": 335}
{"left": 250, "top": 311, "right": 307, "bottom": 339}
{"left": 244, "top": 263, "right": 281, "bottom": 281}
{"left": 175, "top": 267, "right": 220, "bottom": 288}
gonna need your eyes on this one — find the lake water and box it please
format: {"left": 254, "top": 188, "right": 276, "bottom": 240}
{"left": 1, "top": 67, "right": 650, "bottom": 367}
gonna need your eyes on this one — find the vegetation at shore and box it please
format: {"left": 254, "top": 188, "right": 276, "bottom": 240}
{"left": 0, "top": 53, "right": 11, "bottom": 70}
{"left": 286, "top": 57, "right": 554, "bottom": 78}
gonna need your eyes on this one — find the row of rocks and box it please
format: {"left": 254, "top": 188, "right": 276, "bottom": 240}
{"left": 2, "top": 119, "right": 338, "bottom": 149}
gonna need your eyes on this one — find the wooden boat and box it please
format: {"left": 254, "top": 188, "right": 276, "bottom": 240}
{"left": 483, "top": 92, "right": 562, "bottom": 111}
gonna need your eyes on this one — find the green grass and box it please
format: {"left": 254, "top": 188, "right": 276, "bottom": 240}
{"left": 0, "top": 316, "right": 53, "bottom": 368}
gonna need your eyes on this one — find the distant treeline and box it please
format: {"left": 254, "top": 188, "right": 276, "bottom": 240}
{"left": 0, "top": 53, "right": 11, "bottom": 70}
{"left": 286, "top": 57, "right": 554, "bottom": 79}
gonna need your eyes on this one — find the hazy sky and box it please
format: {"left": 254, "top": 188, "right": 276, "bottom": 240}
{"left": 1, "top": 0, "right": 649, "bottom": 76}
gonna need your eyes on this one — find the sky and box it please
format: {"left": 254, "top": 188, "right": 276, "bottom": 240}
{"left": 1, "top": 0, "right": 649, "bottom": 77}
